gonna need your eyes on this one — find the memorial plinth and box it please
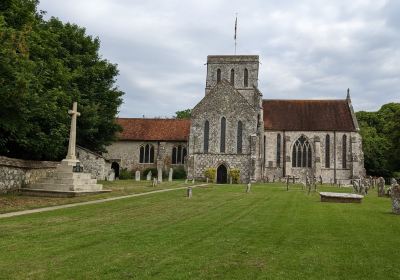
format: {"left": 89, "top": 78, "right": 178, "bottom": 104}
{"left": 319, "top": 192, "right": 364, "bottom": 203}
{"left": 21, "top": 102, "right": 109, "bottom": 197}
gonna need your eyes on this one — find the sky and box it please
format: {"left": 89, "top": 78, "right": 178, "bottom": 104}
{"left": 38, "top": 0, "right": 400, "bottom": 117}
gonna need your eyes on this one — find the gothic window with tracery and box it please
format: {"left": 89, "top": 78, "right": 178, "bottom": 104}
{"left": 140, "top": 144, "right": 154, "bottom": 163}
{"left": 292, "top": 135, "right": 312, "bottom": 168}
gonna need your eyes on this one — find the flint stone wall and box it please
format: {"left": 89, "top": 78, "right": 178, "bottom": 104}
{"left": 104, "top": 140, "right": 187, "bottom": 172}
{"left": 0, "top": 156, "right": 58, "bottom": 193}
{"left": 76, "top": 146, "right": 111, "bottom": 180}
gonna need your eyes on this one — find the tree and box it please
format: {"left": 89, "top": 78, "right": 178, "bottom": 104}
{"left": 0, "top": 0, "right": 123, "bottom": 160}
{"left": 356, "top": 103, "right": 400, "bottom": 177}
{"left": 175, "top": 109, "right": 191, "bottom": 119}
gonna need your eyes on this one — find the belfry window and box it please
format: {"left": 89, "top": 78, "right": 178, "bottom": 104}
{"left": 237, "top": 121, "right": 243, "bottom": 154}
{"left": 277, "top": 134, "right": 281, "bottom": 167}
{"left": 217, "top": 69, "right": 221, "bottom": 83}
{"left": 204, "top": 120, "right": 209, "bottom": 153}
{"left": 342, "top": 135, "right": 347, "bottom": 168}
{"left": 140, "top": 144, "right": 154, "bottom": 163}
{"left": 292, "top": 135, "right": 312, "bottom": 168}
{"left": 230, "top": 69, "right": 235, "bottom": 86}
{"left": 244, "top": 68, "right": 248, "bottom": 87}
{"left": 325, "top": 134, "right": 330, "bottom": 168}
{"left": 220, "top": 117, "right": 226, "bottom": 153}
{"left": 172, "top": 145, "right": 187, "bottom": 164}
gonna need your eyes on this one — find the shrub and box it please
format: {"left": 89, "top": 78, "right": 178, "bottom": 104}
{"left": 229, "top": 169, "right": 240, "bottom": 184}
{"left": 204, "top": 168, "right": 216, "bottom": 182}
{"left": 119, "top": 168, "right": 133, "bottom": 180}
{"left": 173, "top": 166, "right": 187, "bottom": 179}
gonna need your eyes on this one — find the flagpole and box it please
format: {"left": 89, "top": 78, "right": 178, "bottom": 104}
{"left": 234, "top": 13, "right": 237, "bottom": 55}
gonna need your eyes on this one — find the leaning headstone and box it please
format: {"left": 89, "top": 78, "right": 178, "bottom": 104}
{"left": 168, "top": 168, "right": 173, "bottom": 182}
{"left": 187, "top": 187, "right": 192, "bottom": 198}
{"left": 390, "top": 179, "right": 400, "bottom": 214}
{"left": 135, "top": 170, "right": 140, "bottom": 181}
{"left": 246, "top": 182, "right": 251, "bottom": 193}
{"left": 146, "top": 171, "right": 152, "bottom": 181}
{"left": 377, "top": 177, "right": 385, "bottom": 197}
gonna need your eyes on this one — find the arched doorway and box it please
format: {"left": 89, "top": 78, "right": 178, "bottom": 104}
{"left": 111, "top": 162, "right": 120, "bottom": 178}
{"left": 217, "top": 164, "right": 228, "bottom": 184}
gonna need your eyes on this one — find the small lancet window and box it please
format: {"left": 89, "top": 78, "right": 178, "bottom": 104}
{"left": 244, "top": 68, "right": 248, "bottom": 87}
{"left": 325, "top": 134, "right": 330, "bottom": 168}
{"left": 217, "top": 69, "right": 221, "bottom": 83}
{"left": 237, "top": 121, "right": 243, "bottom": 154}
{"left": 204, "top": 120, "right": 209, "bottom": 153}
{"left": 230, "top": 69, "right": 235, "bottom": 86}
{"left": 277, "top": 134, "right": 281, "bottom": 167}
{"left": 220, "top": 117, "right": 226, "bottom": 153}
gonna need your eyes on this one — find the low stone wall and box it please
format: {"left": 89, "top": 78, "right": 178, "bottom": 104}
{"left": 0, "top": 156, "right": 58, "bottom": 193}
{"left": 76, "top": 146, "right": 111, "bottom": 180}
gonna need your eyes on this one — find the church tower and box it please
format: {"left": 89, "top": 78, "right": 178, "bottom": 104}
{"left": 205, "top": 55, "right": 260, "bottom": 107}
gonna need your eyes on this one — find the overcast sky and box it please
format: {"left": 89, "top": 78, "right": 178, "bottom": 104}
{"left": 38, "top": 0, "right": 400, "bottom": 117}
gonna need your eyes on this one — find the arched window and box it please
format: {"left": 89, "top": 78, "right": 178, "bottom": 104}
{"left": 237, "top": 121, "right": 243, "bottom": 154}
{"left": 277, "top": 134, "right": 281, "bottom": 167}
{"left": 325, "top": 134, "right": 330, "bottom": 168}
{"left": 292, "top": 135, "right": 312, "bottom": 168}
{"left": 230, "top": 69, "right": 235, "bottom": 86}
{"left": 342, "top": 135, "right": 347, "bottom": 168}
{"left": 140, "top": 144, "right": 154, "bottom": 163}
{"left": 220, "top": 117, "right": 226, "bottom": 153}
{"left": 140, "top": 146, "right": 145, "bottom": 163}
{"left": 204, "top": 120, "right": 209, "bottom": 153}
{"left": 172, "top": 147, "right": 177, "bottom": 164}
{"left": 217, "top": 69, "right": 221, "bottom": 83}
{"left": 244, "top": 68, "right": 248, "bottom": 87}
{"left": 172, "top": 145, "right": 187, "bottom": 164}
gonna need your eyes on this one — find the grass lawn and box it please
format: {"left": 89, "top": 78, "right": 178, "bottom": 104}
{"left": 0, "top": 183, "right": 399, "bottom": 279}
{"left": 0, "top": 180, "right": 187, "bottom": 214}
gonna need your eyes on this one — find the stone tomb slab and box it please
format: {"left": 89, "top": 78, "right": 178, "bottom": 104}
{"left": 319, "top": 192, "right": 364, "bottom": 203}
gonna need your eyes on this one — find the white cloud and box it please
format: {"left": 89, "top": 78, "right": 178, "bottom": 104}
{"left": 39, "top": 0, "right": 400, "bottom": 116}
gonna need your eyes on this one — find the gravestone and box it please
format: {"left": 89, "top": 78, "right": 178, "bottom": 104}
{"left": 135, "top": 170, "right": 140, "bottom": 181}
{"left": 192, "top": 178, "right": 195, "bottom": 184}
{"left": 246, "top": 182, "right": 251, "bottom": 193}
{"left": 187, "top": 187, "right": 192, "bottom": 198}
{"left": 157, "top": 167, "right": 162, "bottom": 183}
{"left": 377, "top": 177, "right": 385, "bottom": 197}
{"left": 319, "top": 175, "right": 323, "bottom": 185}
{"left": 390, "top": 179, "right": 400, "bottom": 214}
{"left": 107, "top": 170, "right": 115, "bottom": 181}
{"left": 146, "top": 171, "right": 152, "bottom": 181}
{"left": 152, "top": 177, "right": 157, "bottom": 187}
{"left": 185, "top": 178, "right": 188, "bottom": 184}
{"left": 168, "top": 168, "right": 173, "bottom": 182}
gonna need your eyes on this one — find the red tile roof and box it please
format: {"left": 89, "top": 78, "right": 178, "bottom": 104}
{"left": 117, "top": 118, "right": 191, "bottom": 141}
{"left": 263, "top": 100, "right": 356, "bottom": 131}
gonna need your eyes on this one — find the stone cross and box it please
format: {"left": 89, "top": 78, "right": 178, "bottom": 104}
{"left": 168, "top": 168, "right": 173, "bottom": 182}
{"left": 135, "top": 170, "right": 140, "bottom": 181}
{"left": 66, "top": 102, "right": 81, "bottom": 161}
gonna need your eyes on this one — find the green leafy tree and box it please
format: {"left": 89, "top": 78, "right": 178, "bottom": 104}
{"left": 357, "top": 103, "right": 400, "bottom": 177}
{"left": 175, "top": 109, "right": 191, "bottom": 119}
{"left": 0, "top": 0, "right": 123, "bottom": 160}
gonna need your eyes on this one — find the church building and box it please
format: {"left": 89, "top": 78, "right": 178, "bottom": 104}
{"left": 105, "top": 55, "right": 365, "bottom": 183}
